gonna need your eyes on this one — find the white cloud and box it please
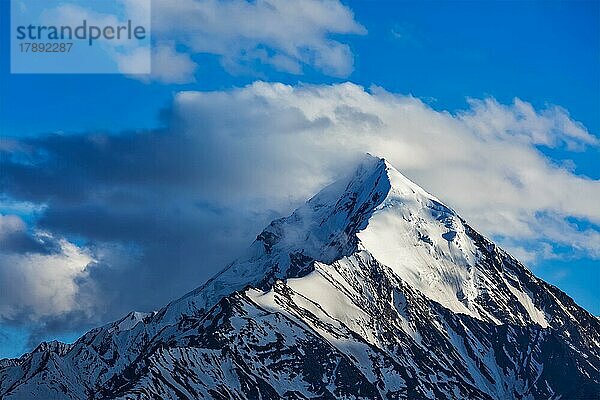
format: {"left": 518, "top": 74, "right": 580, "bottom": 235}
{"left": 149, "top": 0, "right": 365, "bottom": 81}
{"left": 172, "top": 82, "right": 600, "bottom": 261}
{"left": 150, "top": 43, "right": 197, "bottom": 84}
{"left": 0, "top": 216, "right": 93, "bottom": 321}
{"left": 461, "top": 98, "right": 599, "bottom": 150}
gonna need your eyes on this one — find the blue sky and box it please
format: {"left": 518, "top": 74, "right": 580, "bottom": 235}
{"left": 0, "top": 0, "right": 598, "bottom": 358}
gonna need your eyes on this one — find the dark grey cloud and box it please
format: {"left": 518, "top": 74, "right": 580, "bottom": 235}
{"left": 0, "top": 110, "right": 298, "bottom": 343}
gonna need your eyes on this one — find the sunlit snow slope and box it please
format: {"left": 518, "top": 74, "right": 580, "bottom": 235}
{"left": 1, "top": 155, "right": 598, "bottom": 400}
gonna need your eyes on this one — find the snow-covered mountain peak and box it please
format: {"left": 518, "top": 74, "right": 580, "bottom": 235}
{"left": 141, "top": 155, "right": 543, "bottom": 327}
{"left": 160, "top": 155, "right": 475, "bottom": 322}
{"left": 306, "top": 154, "right": 446, "bottom": 217}
{"left": 281, "top": 154, "right": 480, "bottom": 319}
{"left": 380, "top": 157, "right": 445, "bottom": 204}
{"left": 330, "top": 157, "right": 482, "bottom": 319}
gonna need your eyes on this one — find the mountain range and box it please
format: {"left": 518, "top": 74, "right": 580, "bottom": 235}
{"left": 1, "top": 155, "right": 598, "bottom": 399}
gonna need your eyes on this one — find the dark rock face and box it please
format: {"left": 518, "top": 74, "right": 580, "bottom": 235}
{"left": 1, "top": 156, "right": 598, "bottom": 399}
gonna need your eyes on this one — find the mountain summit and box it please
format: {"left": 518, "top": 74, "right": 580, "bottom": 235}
{"left": 1, "top": 156, "right": 598, "bottom": 399}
